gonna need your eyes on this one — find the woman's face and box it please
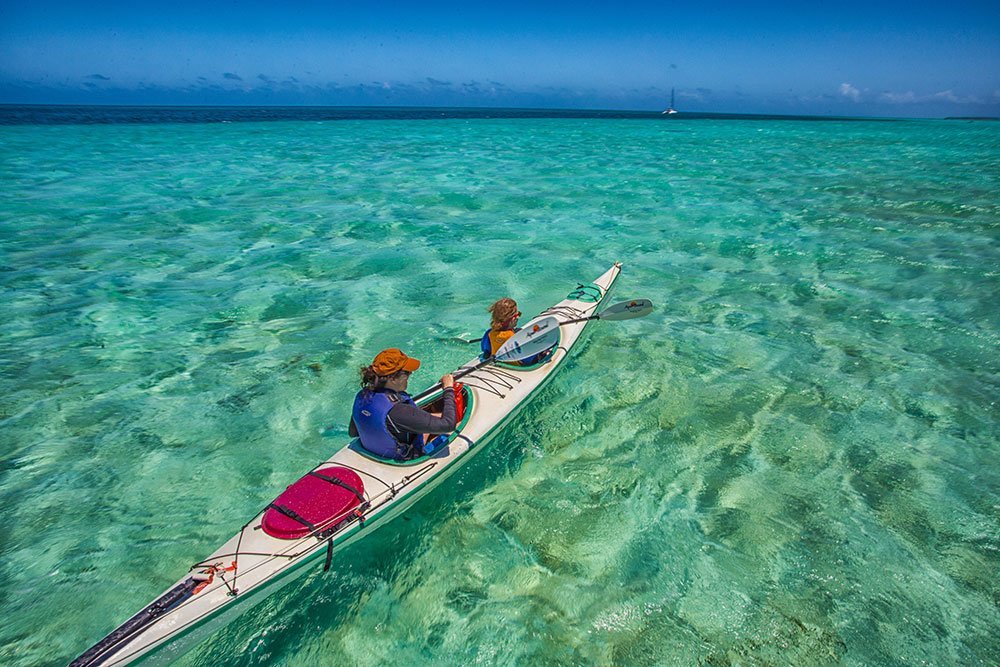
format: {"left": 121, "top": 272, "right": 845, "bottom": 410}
{"left": 384, "top": 370, "right": 411, "bottom": 392}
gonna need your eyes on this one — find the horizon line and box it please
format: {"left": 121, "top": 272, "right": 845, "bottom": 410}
{"left": 2, "top": 102, "right": 991, "bottom": 123}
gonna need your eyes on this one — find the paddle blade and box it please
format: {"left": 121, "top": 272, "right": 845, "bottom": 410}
{"left": 495, "top": 316, "right": 560, "bottom": 362}
{"left": 597, "top": 299, "right": 654, "bottom": 321}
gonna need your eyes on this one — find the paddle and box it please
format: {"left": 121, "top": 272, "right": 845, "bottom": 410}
{"left": 450, "top": 299, "right": 654, "bottom": 343}
{"left": 413, "top": 316, "right": 561, "bottom": 402}
{"left": 558, "top": 298, "right": 653, "bottom": 325}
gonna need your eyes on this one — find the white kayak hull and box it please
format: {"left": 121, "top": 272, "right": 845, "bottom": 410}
{"left": 72, "top": 263, "right": 623, "bottom": 666}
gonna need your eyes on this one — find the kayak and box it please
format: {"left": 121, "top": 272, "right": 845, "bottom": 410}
{"left": 71, "top": 263, "right": 624, "bottom": 666}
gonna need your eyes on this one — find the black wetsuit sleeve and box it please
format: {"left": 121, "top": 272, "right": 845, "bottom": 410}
{"left": 387, "top": 388, "right": 457, "bottom": 435}
{"left": 349, "top": 418, "right": 358, "bottom": 438}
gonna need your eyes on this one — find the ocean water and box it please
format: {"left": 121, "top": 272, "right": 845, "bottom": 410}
{"left": 1, "top": 108, "right": 998, "bottom": 666}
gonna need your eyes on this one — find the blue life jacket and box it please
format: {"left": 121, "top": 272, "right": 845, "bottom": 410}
{"left": 480, "top": 329, "right": 492, "bottom": 359}
{"left": 352, "top": 390, "right": 422, "bottom": 460}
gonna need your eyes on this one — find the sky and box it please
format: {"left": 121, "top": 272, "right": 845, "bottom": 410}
{"left": 1, "top": 1, "right": 998, "bottom": 117}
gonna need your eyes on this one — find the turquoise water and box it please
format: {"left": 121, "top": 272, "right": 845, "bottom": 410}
{"left": 1, "top": 114, "right": 998, "bottom": 666}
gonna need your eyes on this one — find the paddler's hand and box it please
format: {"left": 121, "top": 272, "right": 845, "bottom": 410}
{"left": 441, "top": 374, "right": 455, "bottom": 389}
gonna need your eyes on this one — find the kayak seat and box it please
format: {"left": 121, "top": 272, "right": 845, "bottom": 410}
{"left": 261, "top": 466, "right": 365, "bottom": 540}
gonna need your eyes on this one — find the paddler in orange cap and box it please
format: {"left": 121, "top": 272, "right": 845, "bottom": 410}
{"left": 349, "top": 348, "right": 456, "bottom": 460}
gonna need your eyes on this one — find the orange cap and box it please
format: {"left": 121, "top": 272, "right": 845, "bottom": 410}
{"left": 371, "top": 348, "right": 421, "bottom": 376}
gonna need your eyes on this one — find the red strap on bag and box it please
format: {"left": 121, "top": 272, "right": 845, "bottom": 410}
{"left": 453, "top": 382, "right": 466, "bottom": 423}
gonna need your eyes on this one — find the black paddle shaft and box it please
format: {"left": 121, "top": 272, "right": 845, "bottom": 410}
{"left": 557, "top": 315, "right": 599, "bottom": 326}
{"left": 411, "top": 356, "right": 494, "bottom": 403}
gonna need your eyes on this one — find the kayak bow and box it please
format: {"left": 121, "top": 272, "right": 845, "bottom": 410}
{"left": 71, "top": 262, "right": 624, "bottom": 666}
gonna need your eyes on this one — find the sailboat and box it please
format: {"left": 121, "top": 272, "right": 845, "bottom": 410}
{"left": 662, "top": 88, "right": 678, "bottom": 115}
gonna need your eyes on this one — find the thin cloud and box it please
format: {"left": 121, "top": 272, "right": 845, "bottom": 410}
{"left": 880, "top": 90, "right": 916, "bottom": 103}
{"left": 839, "top": 82, "right": 862, "bottom": 102}
{"left": 86, "top": 74, "right": 111, "bottom": 81}
{"left": 223, "top": 72, "right": 243, "bottom": 81}
{"left": 934, "top": 90, "right": 962, "bottom": 103}
{"left": 880, "top": 89, "right": 980, "bottom": 104}
{"left": 930, "top": 89, "right": 980, "bottom": 104}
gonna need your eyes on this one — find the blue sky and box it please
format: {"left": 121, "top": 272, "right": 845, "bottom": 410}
{"left": 1, "top": 1, "right": 998, "bottom": 117}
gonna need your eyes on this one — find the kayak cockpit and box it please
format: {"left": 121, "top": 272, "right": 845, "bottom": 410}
{"left": 481, "top": 323, "right": 561, "bottom": 370}
{"left": 349, "top": 384, "right": 475, "bottom": 466}
{"left": 494, "top": 343, "right": 557, "bottom": 370}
